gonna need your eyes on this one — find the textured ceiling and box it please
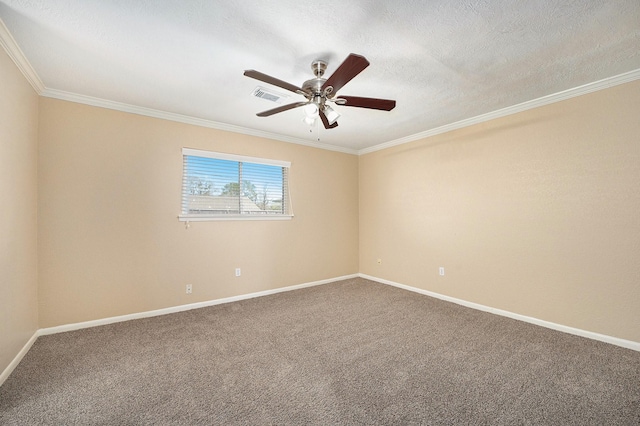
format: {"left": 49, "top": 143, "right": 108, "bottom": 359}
{"left": 1, "top": 0, "right": 639, "bottom": 153}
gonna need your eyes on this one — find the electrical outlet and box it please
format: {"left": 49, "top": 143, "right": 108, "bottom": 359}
{"left": 235, "top": 268, "right": 241, "bottom": 277}
{"left": 439, "top": 267, "right": 445, "bottom": 276}
{"left": 186, "top": 284, "right": 192, "bottom": 294}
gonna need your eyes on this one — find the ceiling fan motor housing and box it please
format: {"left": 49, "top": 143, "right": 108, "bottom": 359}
{"left": 302, "top": 77, "right": 327, "bottom": 96}
{"left": 302, "top": 60, "right": 334, "bottom": 109}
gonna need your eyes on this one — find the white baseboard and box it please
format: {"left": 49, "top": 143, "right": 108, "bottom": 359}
{"left": 39, "top": 274, "right": 358, "bottom": 336}
{"left": 0, "top": 331, "right": 39, "bottom": 387}
{"left": 5, "top": 271, "right": 636, "bottom": 388}
{"left": 359, "top": 273, "right": 640, "bottom": 352}
{"left": 3, "top": 274, "right": 356, "bottom": 386}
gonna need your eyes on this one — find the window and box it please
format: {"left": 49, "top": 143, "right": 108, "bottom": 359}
{"left": 179, "top": 148, "right": 292, "bottom": 221}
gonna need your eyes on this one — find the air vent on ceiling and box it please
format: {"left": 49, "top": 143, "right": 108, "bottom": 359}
{"left": 252, "top": 86, "right": 288, "bottom": 104}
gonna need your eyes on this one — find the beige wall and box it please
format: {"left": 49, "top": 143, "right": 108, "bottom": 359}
{"left": 3, "top": 38, "right": 639, "bottom": 375}
{"left": 37, "top": 98, "right": 359, "bottom": 327}
{"left": 0, "top": 49, "right": 39, "bottom": 373}
{"left": 360, "top": 80, "right": 640, "bottom": 342}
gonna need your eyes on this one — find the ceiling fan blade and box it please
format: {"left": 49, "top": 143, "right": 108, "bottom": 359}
{"left": 244, "top": 70, "right": 303, "bottom": 94}
{"left": 319, "top": 110, "right": 339, "bottom": 129}
{"left": 321, "top": 53, "right": 370, "bottom": 95}
{"left": 339, "top": 96, "right": 396, "bottom": 111}
{"left": 256, "top": 102, "right": 308, "bottom": 117}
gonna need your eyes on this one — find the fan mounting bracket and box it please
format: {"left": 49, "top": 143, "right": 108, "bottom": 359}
{"left": 311, "top": 60, "right": 327, "bottom": 78}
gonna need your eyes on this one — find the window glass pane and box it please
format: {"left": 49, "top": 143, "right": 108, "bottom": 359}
{"left": 242, "top": 162, "right": 285, "bottom": 213}
{"left": 181, "top": 151, "right": 289, "bottom": 218}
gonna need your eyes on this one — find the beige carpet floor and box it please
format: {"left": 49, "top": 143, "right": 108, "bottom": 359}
{"left": 1, "top": 277, "right": 639, "bottom": 425}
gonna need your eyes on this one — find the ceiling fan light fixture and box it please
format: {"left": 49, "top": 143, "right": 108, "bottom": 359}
{"left": 324, "top": 105, "right": 340, "bottom": 125}
{"left": 303, "top": 103, "right": 319, "bottom": 117}
{"left": 303, "top": 116, "right": 316, "bottom": 126}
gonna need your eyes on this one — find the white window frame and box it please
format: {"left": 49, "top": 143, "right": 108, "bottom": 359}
{"left": 179, "top": 148, "right": 293, "bottom": 222}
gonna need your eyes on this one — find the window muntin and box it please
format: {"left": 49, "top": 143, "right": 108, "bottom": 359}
{"left": 180, "top": 148, "right": 291, "bottom": 221}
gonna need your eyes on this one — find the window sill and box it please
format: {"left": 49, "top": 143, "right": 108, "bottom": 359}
{"left": 178, "top": 214, "right": 293, "bottom": 222}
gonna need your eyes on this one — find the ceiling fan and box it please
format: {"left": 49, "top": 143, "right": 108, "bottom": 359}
{"left": 244, "top": 53, "right": 396, "bottom": 129}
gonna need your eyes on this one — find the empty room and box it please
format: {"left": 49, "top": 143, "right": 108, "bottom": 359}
{"left": 1, "top": 1, "right": 639, "bottom": 424}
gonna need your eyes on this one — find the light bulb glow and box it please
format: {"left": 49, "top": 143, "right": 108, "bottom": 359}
{"left": 303, "top": 103, "right": 319, "bottom": 117}
{"left": 324, "top": 105, "right": 340, "bottom": 125}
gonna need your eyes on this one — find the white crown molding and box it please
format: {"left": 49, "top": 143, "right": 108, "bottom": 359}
{"left": 42, "top": 68, "right": 640, "bottom": 157}
{"left": 40, "top": 88, "right": 359, "bottom": 155}
{"left": 359, "top": 68, "right": 640, "bottom": 155}
{"left": 0, "top": 18, "right": 44, "bottom": 93}
{"left": 3, "top": 16, "right": 638, "bottom": 157}
{"left": 0, "top": 17, "right": 355, "bottom": 155}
